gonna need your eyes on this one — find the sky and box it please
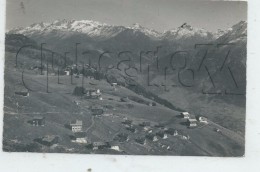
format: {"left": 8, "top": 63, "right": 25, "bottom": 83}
{"left": 5, "top": 0, "right": 247, "bottom": 32}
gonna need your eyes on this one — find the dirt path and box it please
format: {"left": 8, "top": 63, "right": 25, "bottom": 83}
{"left": 86, "top": 116, "right": 95, "bottom": 134}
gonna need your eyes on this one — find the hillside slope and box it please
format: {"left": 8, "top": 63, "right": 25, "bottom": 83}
{"left": 3, "top": 46, "right": 244, "bottom": 156}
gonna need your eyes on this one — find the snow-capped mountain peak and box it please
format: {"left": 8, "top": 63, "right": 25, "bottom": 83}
{"left": 126, "top": 23, "right": 161, "bottom": 39}
{"left": 130, "top": 23, "right": 143, "bottom": 29}
{"left": 179, "top": 23, "right": 193, "bottom": 30}
{"left": 9, "top": 19, "right": 125, "bottom": 39}
{"left": 8, "top": 19, "right": 247, "bottom": 44}
{"left": 214, "top": 29, "right": 227, "bottom": 39}
{"left": 216, "top": 21, "right": 247, "bottom": 43}
{"left": 163, "top": 23, "right": 213, "bottom": 40}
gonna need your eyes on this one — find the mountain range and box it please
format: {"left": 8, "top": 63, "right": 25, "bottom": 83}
{"left": 9, "top": 19, "right": 245, "bottom": 42}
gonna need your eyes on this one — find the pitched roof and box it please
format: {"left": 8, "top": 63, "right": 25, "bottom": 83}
{"left": 93, "top": 142, "right": 106, "bottom": 146}
{"left": 70, "top": 120, "right": 83, "bottom": 125}
{"left": 188, "top": 118, "right": 197, "bottom": 122}
{"left": 181, "top": 112, "right": 190, "bottom": 115}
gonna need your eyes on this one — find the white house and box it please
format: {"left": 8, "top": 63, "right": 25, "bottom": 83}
{"left": 110, "top": 146, "right": 122, "bottom": 152}
{"left": 181, "top": 112, "right": 190, "bottom": 119}
{"left": 73, "top": 138, "right": 87, "bottom": 144}
{"left": 173, "top": 130, "right": 178, "bottom": 136}
{"left": 198, "top": 116, "right": 208, "bottom": 123}
{"left": 111, "top": 83, "right": 117, "bottom": 86}
{"left": 85, "top": 89, "right": 102, "bottom": 99}
{"left": 64, "top": 70, "right": 70, "bottom": 76}
{"left": 70, "top": 120, "right": 83, "bottom": 132}
{"left": 153, "top": 136, "right": 159, "bottom": 142}
{"left": 163, "top": 134, "right": 168, "bottom": 139}
{"left": 15, "top": 90, "right": 29, "bottom": 97}
{"left": 70, "top": 132, "right": 89, "bottom": 144}
{"left": 187, "top": 118, "right": 197, "bottom": 127}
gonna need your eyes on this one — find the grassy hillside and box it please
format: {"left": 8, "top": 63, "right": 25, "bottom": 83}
{"left": 3, "top": 49, "right": 244, "bottom": 156}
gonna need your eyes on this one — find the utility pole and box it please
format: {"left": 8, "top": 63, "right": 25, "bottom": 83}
{"left": 57, "top": 68, "right": 60, "bottom": 84}
{"left": 82, "top": 62, "right": 84, "bottom": 87}
{"left": 64, "top": 52, "right": 69, "bottom": 68}
{"left": 75, "top": 43, "right": 80, "bottom": 72}
{"left": 70, "top": 68, "right": 73, "bottom": 85}
{"left": 40, "top": 43, "right": 46, "bottom": 75}
{"left": 51, "top": 52, "right": 55, "bottom": 69}
{"left": 47, "top": 57, "right": 49, "bottom": 93}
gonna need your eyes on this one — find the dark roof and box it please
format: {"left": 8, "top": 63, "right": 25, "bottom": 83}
{"left": 120, "top": 97, "right": 129, "bottom": 102}
{"left": 73, "top": 86, "right": 85, "bottom": 96}
{"left": 70, "top": 120, "right": 83, "bottom": 125}
{"left": 135, "top": 137, "right": 146, "bottom": 144}
{"left": 146, "top": 133, "right": 156, "bottom": 140}
{"left": 93, "top": 142, "right": 107, "bottom": 146}
{"left": 156, "top": 131, "right": 165, "bottom": 137}
{"left": 15, "top": 91, "right": 29, "bottom": 96}
{"left": 139, "top": 121, "right": 150, "bottom": 126}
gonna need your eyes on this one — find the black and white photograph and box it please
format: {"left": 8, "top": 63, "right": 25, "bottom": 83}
{"left": 2, "top": 0, "right": 248, "bottom": 157}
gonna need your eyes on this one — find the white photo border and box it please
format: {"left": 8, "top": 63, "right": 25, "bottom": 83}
{"left": 0, "top": 0, "right": 260, "bottom": 172}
